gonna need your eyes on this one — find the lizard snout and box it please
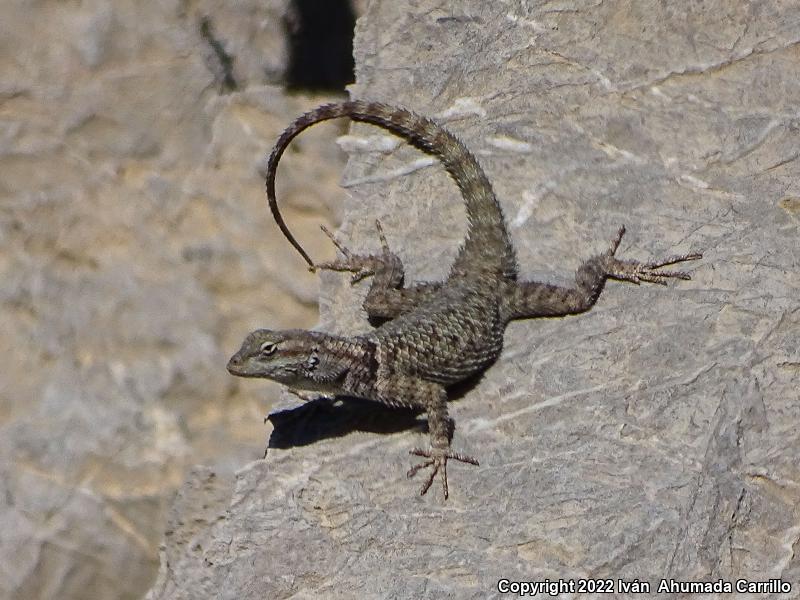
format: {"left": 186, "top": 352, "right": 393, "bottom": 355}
{"left": 226, "top": 353, "right": 243, "bottom": 374}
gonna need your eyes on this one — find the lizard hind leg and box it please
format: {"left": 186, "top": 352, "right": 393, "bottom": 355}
{"left": 503, "top": 226, "right": 703, "bottom": 320}
{"left": 601, "top": 225, "right": 703, "bottom": 285}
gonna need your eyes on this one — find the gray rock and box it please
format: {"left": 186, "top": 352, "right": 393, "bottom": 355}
{"left": 0, "top": 1, "right": 345, "bottom": 598}
{"left": 4, "top": 0, "right": 798, "bottom": 598}
{"left": 147, "top": 1, "right": 800, "bottom": 598}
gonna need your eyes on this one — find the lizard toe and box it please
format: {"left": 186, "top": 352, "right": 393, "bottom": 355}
{"left": 407, "top": 447, "right": 479, "bottom": 499}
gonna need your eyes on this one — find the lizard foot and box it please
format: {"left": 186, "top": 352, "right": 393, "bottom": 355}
{"left": 407, "top": 446, "right": 479, "bottom": 499}
{"left": 604, "top": 225, "right": 703, "bottom": 285}
{"left": 312, "top": 220, "right": 403, "bottom": 285}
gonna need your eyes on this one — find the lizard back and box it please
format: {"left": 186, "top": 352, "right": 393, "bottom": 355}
{"left": 366, "top": 280, "right": 506, "bottom": 386}
{"left": 231, "top": 101, "right": 704, "bottom": 499}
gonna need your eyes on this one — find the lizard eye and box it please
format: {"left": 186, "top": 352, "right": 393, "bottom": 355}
{"left": 259, "top": 341, "right": 278, "bottom": 356}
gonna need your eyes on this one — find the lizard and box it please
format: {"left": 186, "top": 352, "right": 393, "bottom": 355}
{"left": 227, "top": 101, "right": 702, "bottom": 499}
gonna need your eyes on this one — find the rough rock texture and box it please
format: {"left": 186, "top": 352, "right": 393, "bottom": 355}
{"left": 7, "top": 0, "right": 798, "bottom": 598}
{"left": 0, "top": 1, "right": 348, "bottom": 599}
{"left": 147, "top": 1, "right": 800, "bottom": 598}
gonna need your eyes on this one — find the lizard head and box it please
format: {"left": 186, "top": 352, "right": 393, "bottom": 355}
{"left": 227, "top": 329, "right": 330, "bottom": 389}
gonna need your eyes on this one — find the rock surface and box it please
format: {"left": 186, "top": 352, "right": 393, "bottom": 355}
{"left": 1, "top": 1, "right": 348, "bottom": 599}
{"left": 5, "top": 1, "right": 799, "bottom": 599}
{"left": 147, "top": 1, "right": 800, "bottom": 598}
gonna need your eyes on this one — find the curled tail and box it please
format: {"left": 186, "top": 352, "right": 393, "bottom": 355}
{"left": 266, "top": 100, "right": 517, "bottom": 278}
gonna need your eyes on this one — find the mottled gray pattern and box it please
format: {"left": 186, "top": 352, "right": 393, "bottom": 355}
{"left": 228, "top": 102, "right": 701, "bottom": 498}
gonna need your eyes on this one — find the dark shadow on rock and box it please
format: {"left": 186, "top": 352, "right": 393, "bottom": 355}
{"left": 284, "top": 0, "right": 355, "bottom": 92}
{"left": 266, "top": 396, "right": 423, "bottom": 450}
{"left": 265, "top": 370, "right": 487, "bottom": 452}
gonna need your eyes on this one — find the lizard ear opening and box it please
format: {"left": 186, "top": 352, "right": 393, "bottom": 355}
{"left": 305, "top": 349, "right": 320, "bottom": 371}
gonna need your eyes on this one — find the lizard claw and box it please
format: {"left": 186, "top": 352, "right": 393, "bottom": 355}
{"left": 407, "top": 446, "right": 479, "bottom": 499}
{"left": 607, "top": 253, "right": 703, "bottom": 285}
{"left": 604, "top": 225, "right": 702, "bottom": 285}
{"left": 312, "top": 225, "right": 376, "bottom": 282}
{"left": 314, "top": 260, "right": 376, "bottom": 283}
{"left": 312, "top": 222, "right": 400, "bottom": 284}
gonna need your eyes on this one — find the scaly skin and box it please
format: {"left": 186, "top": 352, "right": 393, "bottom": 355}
{"left": 228, "top": 101, "right": 702, "bottom": 499}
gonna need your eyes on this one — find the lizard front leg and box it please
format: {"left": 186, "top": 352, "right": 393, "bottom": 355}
{"left": 314, "top": 220, "right": 442, "bottom": 319}
{"left": 376, "top": 376, "right": 478, "bottom": 499}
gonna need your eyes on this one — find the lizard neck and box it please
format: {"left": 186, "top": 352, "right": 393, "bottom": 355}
{"left": 291, "top": 331, "right": 375, "bottom": 394}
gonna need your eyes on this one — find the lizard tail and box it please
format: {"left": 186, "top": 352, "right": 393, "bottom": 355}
{"left": 266, "top": 100, "right": 516, "bottom": 277}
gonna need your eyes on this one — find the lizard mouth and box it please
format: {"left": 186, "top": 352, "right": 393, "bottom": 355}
{"left": 227, "top": 353, "right": 274, "bottom": 378}
{"left": 226, "top": 354, "right": 249, "bottom": 376}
